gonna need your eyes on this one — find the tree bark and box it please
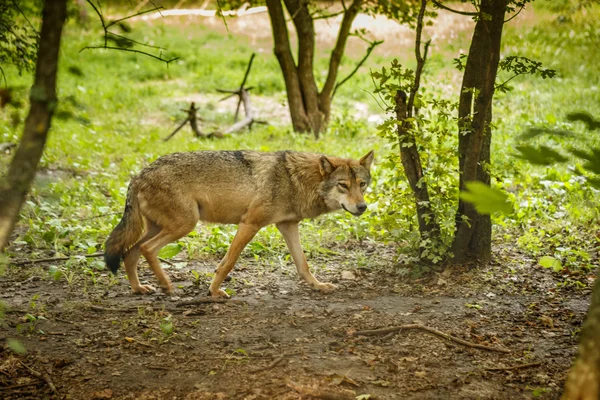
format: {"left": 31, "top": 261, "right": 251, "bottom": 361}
{"left": 0, "top": 0, "right": 68, "bottom": 251}
{"left": 395, "top": 90, "right": 439, "bottom": 238}
{"left": 451, "top": 0, "right": 506, "bottom": 263}
{"left": 266, "top": 0, "right": 311, "bottom": 133}
{"left": 561, "top": 275, "right": 600, "bottom": 400}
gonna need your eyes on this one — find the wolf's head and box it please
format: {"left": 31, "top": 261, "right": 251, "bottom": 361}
{"left": 319, "top": 150, "right": 374, "bottom": 216}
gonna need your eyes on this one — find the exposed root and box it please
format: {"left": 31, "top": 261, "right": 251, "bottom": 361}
{"left": 352, "top": 324, "right": 511, "bottom": 353}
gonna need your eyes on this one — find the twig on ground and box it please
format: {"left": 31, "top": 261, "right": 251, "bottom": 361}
{"left": 146, "top": 365, "right": 171, "bottom": 370}
{"left": 485, "top": 361, "right": 542, "bottom": 371}
{"left": 90, "top": 305, "right": 137, "bottom": 313}
{"left": 0, "top": 382, "right": 41, "bottom": 391}
{"left": 251, "top": 353, "right": 287, "bottom": 373}
{"left": 11, "top": 252, "right": 104, "bottom": 265}
{"left": 19, "top": 361, "right": 57, "bottom": 394}
{"left": 10, "top": 252, "right": 179, "bottom": 268}
{"left": 163, "top": 102, "right": 205, "bottom": 141}
{"left": 352, "top": 324, "right": 511, "bottom": 353}
{"left": 286, "top": 379, "right": 356, "bottom": 400}
{"left": 175, "top": 298, "right": 245, "bottom": 307}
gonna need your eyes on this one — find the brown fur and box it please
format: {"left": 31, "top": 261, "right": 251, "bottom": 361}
{"left": 104, "top": 149, "right": 374, "bottom": 297}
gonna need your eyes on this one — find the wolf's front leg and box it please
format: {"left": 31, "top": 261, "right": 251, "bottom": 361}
{"left": 209, "top": 222, "right": 261, "bottom": 298}
{"left": 276, "top": 221, "right": 337, "bottom": 293}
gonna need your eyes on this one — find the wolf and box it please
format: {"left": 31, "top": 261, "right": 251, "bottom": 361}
{"left": 104, "top": 149, "right": 374, "bottom": 297}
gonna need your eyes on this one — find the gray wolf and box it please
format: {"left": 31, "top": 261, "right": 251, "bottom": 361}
{"left": 104, "top": 149, "right": 374, "bottom": 297}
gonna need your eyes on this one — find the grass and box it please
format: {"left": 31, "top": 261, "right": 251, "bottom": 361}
{"left": 1, "top": 1, "right": 599, "bottom": 283}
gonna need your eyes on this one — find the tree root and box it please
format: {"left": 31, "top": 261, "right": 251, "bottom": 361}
{"left": 352, "top": 324, "right": 511, "bottom": 353}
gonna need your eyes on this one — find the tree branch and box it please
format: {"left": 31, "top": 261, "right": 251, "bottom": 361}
{"left": 431, "top": 0, "right": 477, "bottom": 16}
{"left": 320, "top": 0, "right": 363, "bottom": 103}
{"left": 79, "top": 46, "right": 178, "bottom": 64}
{"left": 407, "top": 0, "right": 430, "bottom": 117}
{"left": 332, "top": 40, "right": 383, "bottom": 99}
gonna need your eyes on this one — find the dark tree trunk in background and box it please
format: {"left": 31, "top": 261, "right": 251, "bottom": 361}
{"left": 561, "top": 275, "right": 600, "bottom": 399}
{"left": 0, "top": 0, "right": 68, "bottom": 251}
{"left": 266, "top": 0, "right": 362, "bottom": 137}
{"left": 450, "top": 0, "right": 506, "bottom": 263}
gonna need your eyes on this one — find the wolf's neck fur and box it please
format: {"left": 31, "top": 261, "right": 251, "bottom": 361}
{"left": 285, "top": 152, "right": 332, "bottom": 219}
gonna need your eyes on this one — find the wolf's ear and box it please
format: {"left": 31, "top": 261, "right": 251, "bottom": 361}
{"left": 359, "top": 150, "right": 375, "bottom": 170}
{"left": 319, "top": 156, "right": 335, "bottom": 177}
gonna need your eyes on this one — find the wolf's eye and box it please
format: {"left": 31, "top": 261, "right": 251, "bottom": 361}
{"left": 338, "top": 183, "right": 348, "bottom": 190}
{"left": 360, "top": 182, "right": 367, "bottom": 188}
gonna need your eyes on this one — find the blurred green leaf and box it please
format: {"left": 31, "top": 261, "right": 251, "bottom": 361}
{"left": 158, "top": 243, "right": 182, "bottom": 259}
{"left": 515, "top": 145, "right": 568, "bottom": 166}
{"left": 7, "top": 338, "right": 26, "bottom": 355}
{"left": 459, "top": 182, "right": 513, "bottom": 216}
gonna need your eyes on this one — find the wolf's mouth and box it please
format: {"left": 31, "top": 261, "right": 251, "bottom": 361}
{"left": 342, "top": 204, "right": 364, "bottom": 217}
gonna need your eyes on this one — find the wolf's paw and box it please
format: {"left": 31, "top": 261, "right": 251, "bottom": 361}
{"left": 209, "top": 288, "right": 231, "bottom": 299}
{"left": 314, "top": 282, "right": 337, "bottom": 293}
{"left": 132, "top": 284, "right": 156, "bottom": 295}
{"left": 160, "top": 284, "right": 174, "bottom": 295}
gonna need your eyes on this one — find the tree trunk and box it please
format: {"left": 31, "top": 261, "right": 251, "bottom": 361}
{"left": 0, "top": 0, "right": 68, "bottom": 251}
{"left": 451, "top": 0, "right": 506, "bottom": 264}
{"left": 395, "top": 89, "right": 439, "bottom": 239}
{"left": 561, "top": 275, "right": 600, "bottom": 399}
{"left": 265, "top": 0, "right": 362, "bottom": 137}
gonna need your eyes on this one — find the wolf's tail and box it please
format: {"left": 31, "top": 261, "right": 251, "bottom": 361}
{"left": 104, "top": 181, "right": 145, "bottom": 274}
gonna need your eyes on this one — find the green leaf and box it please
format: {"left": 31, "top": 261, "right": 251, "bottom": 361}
{"left": 539, "top": 256, "right": 563, "bottom": 272}
{"left": 7, "top": 338, "right": 26, "bottom": 355}
{"left": 515, "top": 145, "right": 568, "bottom": 166}
{"left": 158, "top": 243, "right": 182, "bottom": 259}
{"left": 356, "top": 395, "right": 372, "bottom": 400}
{"left": 459, "top": 182, "right": 513, "bottom": 216}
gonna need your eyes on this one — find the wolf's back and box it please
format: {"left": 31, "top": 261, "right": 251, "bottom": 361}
{"left": 104, "top": 181, "right": 145, "bottom": 274}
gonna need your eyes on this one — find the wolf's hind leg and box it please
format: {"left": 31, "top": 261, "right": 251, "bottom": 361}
{"left": 139, "top": 220, "right": 196, "bottom": 294}
{"left": 276, "top": 221, "right": 337, "bottom": 293}
{"left": 124, "top": 220, "right": 160, "bottom": 294}
{"left": 209, "top": 222, "right": 260, "bottom": 298}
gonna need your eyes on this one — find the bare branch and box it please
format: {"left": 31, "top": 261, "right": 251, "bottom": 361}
{"left": 80, "top": 46, "right": 179, "bottom": 64}
{"left": 505, "top": 4, "right": 525, "bottom": 23}
{"left": 107, "top": 32, "right": 167, "bottom": 50}
{"left": 431, "top": 0, "right": 477, "bottom": 16}
{"left": 105, "top": 6, "right": 165, "bottom": 28}
{"left": 407, "top": 0, "right": 430, "bottom": 117}
{"left": 333, "top": 40, "right": 383, "bottom": 99}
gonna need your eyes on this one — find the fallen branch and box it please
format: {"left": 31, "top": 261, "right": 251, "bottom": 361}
{"left": 19, "top": 361, "right": 57, "bottom": 394}
{"left": 352, "top": 324, "right": 511, "bottom": 353}
{"left": 90, "top": 305, "right": 138, "bottom": 313}
{"left": 163, "top": 102, "right": 205, "bottom": 141}
{"left": 251, "top": 353, "right": 287, "bottom": 373}
{"left": 216, "top": 53, "right": 268, "bottom": 135}
{"left": 11, "top": 252, "right": 177, "bottom": 267}
{"left": 175, "top": 298, "right": 246, "bottom": 307}
{"left": 286, "top": 379, "right": 356, "bottom": 400}
{"left": 0, "top": 382, "right": 41, "bottom": 391}
{"left": 485, "top": 361, "right": 542, "bottom": 371}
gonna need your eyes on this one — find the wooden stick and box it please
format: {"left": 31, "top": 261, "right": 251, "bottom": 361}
{"left": 19, "top": 361, "right": 57, "bottom": 394}
{"left": 485, "top": 361, "right": 542, "bottom": 371}
{"left": 352, "top": 324, "right": 511, "bottom": 353}
{"left": 286, "top": 379, "right": 356, "bottom": 400}
{"left": 10, "top": 252, "right": 176, "bottom": 267}
{"left": 11, "top": 252, "right": 104, "bottom": 265}
{"left": 175, "top": 298, "right": 245, "bottom": 307}
{"left": 251, "top": 353, "right": 287, "bottom": 373}
{"left": 0, "top": 382, "right": 41, "bottom": 391}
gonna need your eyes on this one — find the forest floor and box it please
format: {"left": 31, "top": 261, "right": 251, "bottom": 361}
{"left": 0, "top": 240, "right": 593, "bottom": 400}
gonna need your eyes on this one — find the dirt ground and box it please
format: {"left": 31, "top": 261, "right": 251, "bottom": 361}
{"left": 0, "top": 240, "right": 593, "bottom": 400}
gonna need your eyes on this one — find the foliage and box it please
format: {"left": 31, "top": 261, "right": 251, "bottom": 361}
{"left": 0, "top": 1, "right": 598, "bottom": 283}
{"left": 0, "top": 0, "right": 40, "bottom": 82}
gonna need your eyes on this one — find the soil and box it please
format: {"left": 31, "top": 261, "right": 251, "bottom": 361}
{"left": 0, "top": 241, "right": 593, "bottom": 400}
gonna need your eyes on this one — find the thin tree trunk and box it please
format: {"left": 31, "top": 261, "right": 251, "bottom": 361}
{"left": 283, "top": 0, "right": 323, "bottom": 137}
{"left": 561, "top": 275, "right": 600, "bottom": 399}
{"left": 451, "top": 0, "right": 506, "bottom": 263}
{"left": 395, "top": 90, "right": 439, "bottom": 238}
{"left": 319, "top": 0, "right": 363, "bottom": 119}
{"left": 265, "top": 0, "right": 311, "bottom": 133}
{"left": 0, "top": 0, "right": 68, "bottom": 251}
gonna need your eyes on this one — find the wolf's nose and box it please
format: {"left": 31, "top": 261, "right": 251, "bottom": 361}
{"left": 357, "top": 203, "right": 367, "bottom": 213}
